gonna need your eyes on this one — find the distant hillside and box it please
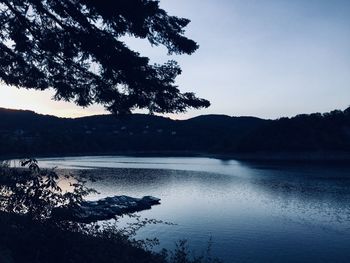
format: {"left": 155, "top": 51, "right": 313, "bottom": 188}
{"left": 0, "top": 108, "right": 265, "bottom": 156}
{"left": 237, "top": 108, "right": 350, "bottom": 153}
{"left": 1, "top": 107, "right": 350, "bottom": 159}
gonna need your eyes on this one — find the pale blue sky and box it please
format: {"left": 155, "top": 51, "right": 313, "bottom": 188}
{"left": 1, "top": 0, "right": 349, "bottom": 119}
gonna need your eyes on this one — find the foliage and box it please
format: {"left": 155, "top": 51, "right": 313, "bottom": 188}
{"left": 1, "top": 106, "right": 350, "bottom": 156}
{"left": 0, "top": 211, "right": 166, "bottom": 263}
{"left": 0, "top": 107, "right": 265, "bottom": 156}
{"left": 162, "top": 239, "right": 222, "bottom": 263}
{"left": 0, "top": 0, "right": 210, "bottom": 115}
{"left": 237, "top": 106, "right": 350, "bottom": 153}
{"left": 0, "top": 160, "right": 224, "bottom": 262}
{"left": 0, "top": 211, "right": 223, "bottom": 263}
{"left": 0, "top": 159, "right": 95, "bottom": 221}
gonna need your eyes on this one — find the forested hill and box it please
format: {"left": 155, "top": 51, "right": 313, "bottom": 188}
{"left": 237, "top": 108, "right": 350, "bottom": 153}
{"left": 0, "top": 108, "right": 266, "bottom": 156}
{"left": 0, "top": 107, "right": 350, "bottom": 158}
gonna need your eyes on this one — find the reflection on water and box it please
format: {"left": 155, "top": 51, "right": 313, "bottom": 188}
{"left": 36, "top": 156, "right": 350, "bottom": 263}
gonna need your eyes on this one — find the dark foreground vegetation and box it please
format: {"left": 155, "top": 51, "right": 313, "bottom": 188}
{"left": 0, "top": 161, "right": 221, "bottom": 263}
{"left": 0, "top": 211, "right": 164, "bottom": 263}
{"left": 0, "top": 107, "right": 350, "bottom": 159}
{"left": 0, "top": 213, "right": 221, "bottom": 263}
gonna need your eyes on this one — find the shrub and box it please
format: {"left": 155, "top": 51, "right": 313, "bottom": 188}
{"left": 0, "top": 159, "right": 95, "bottom": 221}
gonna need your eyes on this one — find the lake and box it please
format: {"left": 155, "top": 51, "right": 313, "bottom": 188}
{"left": 34, "top": 156, "right": 350, "bottom": 263}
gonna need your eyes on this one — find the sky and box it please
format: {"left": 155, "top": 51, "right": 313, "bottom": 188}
{"left": 0, "top": 0, "right": 350, "bottom": 119}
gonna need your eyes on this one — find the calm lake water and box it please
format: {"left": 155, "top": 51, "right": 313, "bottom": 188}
{"left": 35, "top": 156, "right": 350, "bottom": 262}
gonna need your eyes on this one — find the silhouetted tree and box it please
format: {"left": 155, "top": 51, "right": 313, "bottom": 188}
{"left": 0, "top": 0, "right": 210, "bottom": 114}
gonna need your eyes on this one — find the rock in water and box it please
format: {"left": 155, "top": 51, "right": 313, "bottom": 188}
{"left": 52, "top": 195, "right": 161, "bottom": 223}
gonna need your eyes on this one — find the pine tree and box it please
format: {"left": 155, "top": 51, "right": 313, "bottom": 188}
{"left": 0, "top": 0, "right": 210, "bottom": 114}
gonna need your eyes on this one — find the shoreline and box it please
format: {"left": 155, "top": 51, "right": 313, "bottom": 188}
{"left": 2, "top": 151, "right": 350, "bottom": 164}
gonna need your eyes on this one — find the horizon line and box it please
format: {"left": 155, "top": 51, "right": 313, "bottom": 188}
{"left": 1, "top": 105, "right": 349, "bottom": 122}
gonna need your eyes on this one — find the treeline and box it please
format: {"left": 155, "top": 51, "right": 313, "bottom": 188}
{"left": 0, "top": 108, "right": 265, "bottom": 156}
{"left": 236, "top": 108, "right": 350, "bottom": 153}
{"left": 0, "top": 107, "right": 349, "bottom": 157}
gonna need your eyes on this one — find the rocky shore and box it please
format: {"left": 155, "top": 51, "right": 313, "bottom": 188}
{"left": 52, "top": 195, "right": 161, "bottom": 223}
